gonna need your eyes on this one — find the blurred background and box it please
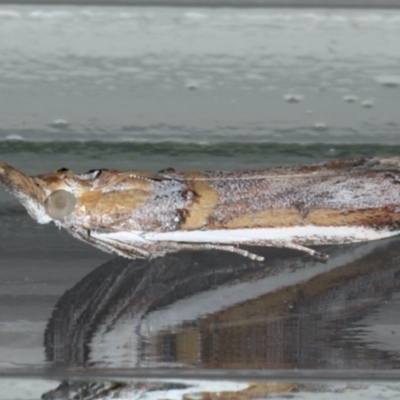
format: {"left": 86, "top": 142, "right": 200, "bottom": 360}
{"left": 0, "top": 0, "right": 399, "bottom": 148}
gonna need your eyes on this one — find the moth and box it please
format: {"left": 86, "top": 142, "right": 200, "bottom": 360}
{"left": 1, "top": 157, "right": 400, "bottom": 262}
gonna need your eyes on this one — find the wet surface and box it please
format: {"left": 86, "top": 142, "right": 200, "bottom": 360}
{"left": 0, "top": 6, "right": 399, "bottom": 143}
{"left": 41, "top": 238, "right": 400, "bottom": 371}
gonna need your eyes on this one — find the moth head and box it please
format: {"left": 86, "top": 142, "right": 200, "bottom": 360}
{"left": 0, "top": 163, "right": 156, "bottom": 225}
{"left": 35, "top": 167, "right": 124, "bottom": 222}
{"left": 0, "top": 163, "right": 83, "bottom": 224}
{"left": 34, "top": 167, "right": 91, "bottom": 222}
{"left": 0, "top": 162, "right": 51, "bottom": 224}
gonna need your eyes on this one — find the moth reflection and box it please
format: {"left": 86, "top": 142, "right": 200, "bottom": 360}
{"left": 45, "top": 239, "right": 400, "bottom": 370}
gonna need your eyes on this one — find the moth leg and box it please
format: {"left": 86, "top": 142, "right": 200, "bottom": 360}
{"left": 164, "top": 242, "right": 265, "bottom": 262}
{"left": 67, "top": 227, "right": 150, "bottom": 259}
{"left": 256, "top": 240, "right": 328, "bottom": 260}
{"left": 283, "top": 243, "right": 328, "bottom": 260}
{"left": 67, "top": 227, "right": 117, "bottom": 255}
{"left": 94, "top": 237, "right": 151, "bottom": 259}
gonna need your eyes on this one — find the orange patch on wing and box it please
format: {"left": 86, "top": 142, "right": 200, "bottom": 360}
{"left": 217, "top": 207, "right": 400, "bottom": 229}
{"left": 77, "top": 189, "right": 150, "bottom": 218}
{"left": 307, "top": 207, "right": 400, "bottom": 227}
{"left": 180, "top": 180, "right": 219, "bottom": 230}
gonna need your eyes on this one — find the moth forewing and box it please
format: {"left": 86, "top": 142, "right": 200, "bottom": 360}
{"left": 1, "top": 157, "right": 400, "bottom": 261}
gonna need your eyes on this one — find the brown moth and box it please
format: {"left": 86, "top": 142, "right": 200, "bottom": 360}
{"left": 1, "top": 157, "right": 400, "bottom": 261}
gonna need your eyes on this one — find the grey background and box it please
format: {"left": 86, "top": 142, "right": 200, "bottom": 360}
{"left": 2, "top": 0, "right": 400, "bottom": 8}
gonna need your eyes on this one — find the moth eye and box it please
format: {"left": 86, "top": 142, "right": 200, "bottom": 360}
{"left": 44, "top": 190, "right": 76, "bottom": 220}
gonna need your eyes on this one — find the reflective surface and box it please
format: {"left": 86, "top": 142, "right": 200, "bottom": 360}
{"left": 43, "top": 238, "right": 400, "bottom": 371}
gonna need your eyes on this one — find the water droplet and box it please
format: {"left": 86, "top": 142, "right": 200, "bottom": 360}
{"left": 5, "top": 134, "right": 23, "bottom": 141}
{"left": 50, "top": 119, "right": 69, "bottom": 129}
{"left": 0, "top": 10, "right": 20, "bottom": 19}
{"left": 185, "top": 81, "right": 199, "bottom": 90}
{"left": 343, "top": 95, "right": 359, "bottom": 103}
{"left": 313, "top": 122, "right": 328, "bottom": 131}
{"left": 362, "top": 99, "right": 374, "bottom": 108}
{"left": 283, "top": 94, "right": 304, "bottom": 103}
{"left": 376, "top": 76, "right": 400, "bottom": 88}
